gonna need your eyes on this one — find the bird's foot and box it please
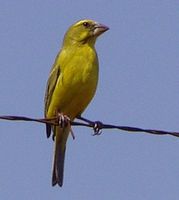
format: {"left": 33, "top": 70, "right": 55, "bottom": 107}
{"left": 92, "top": 121, "right": 103, "bottom": 136}
{"left": 57, "top": 113, "right": 75, "bottom": 140}
{"left": 57, "top": 113, "right": 70, "bottom": 128}
{"left": 77, "top": 116, "right": 103, "bottom": 136}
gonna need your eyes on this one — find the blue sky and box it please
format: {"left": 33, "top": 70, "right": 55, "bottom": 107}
{"left": 0, "top": 1, "right": 179, "bottom": 199}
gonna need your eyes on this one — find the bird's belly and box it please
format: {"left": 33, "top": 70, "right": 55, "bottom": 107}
{"left": 47, "top": 65, "right": 98, "bottom": 120}
{"left": 63, "top": 82, "right": 96, "bottom": 118}
{"left": 61, "top": 71, "right": 97, "bottom": 119}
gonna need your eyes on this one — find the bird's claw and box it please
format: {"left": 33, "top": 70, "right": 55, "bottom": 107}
{"left": 57, "top": 113, "right": 70, "bottom": 128}
{"left": 56, "top": 113, "right": 75, "bottom": 140}
{"left": 93, "top": 121, "right": 103, "bottom": 135}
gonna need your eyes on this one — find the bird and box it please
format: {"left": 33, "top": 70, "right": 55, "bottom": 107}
{"left": 44, "top": 19, "right": 109, "bottom": 187}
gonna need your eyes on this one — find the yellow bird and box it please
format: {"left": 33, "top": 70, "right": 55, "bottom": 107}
{"left": 44, "top": 19, "right": 109, "bottom": 187}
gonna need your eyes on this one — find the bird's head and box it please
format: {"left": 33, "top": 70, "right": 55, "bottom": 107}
{"left": 63, "top": 19, "right": 109, "bottom": 46}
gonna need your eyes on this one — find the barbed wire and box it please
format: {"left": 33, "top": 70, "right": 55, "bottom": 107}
{"left": 0, "top": 115, "right": 179, "bottom": 138}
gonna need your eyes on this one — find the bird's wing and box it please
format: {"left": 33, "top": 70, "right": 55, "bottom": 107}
{"left": 44, "top": 64, "right": 60, "bottom": 137}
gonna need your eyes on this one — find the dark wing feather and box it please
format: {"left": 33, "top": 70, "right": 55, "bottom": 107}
{"left": 44, "top": 64, "right": 60, "bottom": 138}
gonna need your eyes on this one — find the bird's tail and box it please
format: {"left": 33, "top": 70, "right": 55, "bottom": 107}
{"left": 52, "top": 125, "right": 70, "bottom": 187}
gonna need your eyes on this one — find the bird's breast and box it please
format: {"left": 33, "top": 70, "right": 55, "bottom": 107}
{"left": 54, "top": 46, "right": 99, "bottom": 119}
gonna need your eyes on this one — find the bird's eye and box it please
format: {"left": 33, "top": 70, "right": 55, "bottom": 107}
{"left": 83, "top": 22, "right": 90, "bottom": 28}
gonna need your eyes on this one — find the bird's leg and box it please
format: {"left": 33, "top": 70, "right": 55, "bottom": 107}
{"left": 77, "top": 115, "right": 103, "bottom": 136}
{"left": 57, "top": 113, "right": 75, "bottom": 140}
